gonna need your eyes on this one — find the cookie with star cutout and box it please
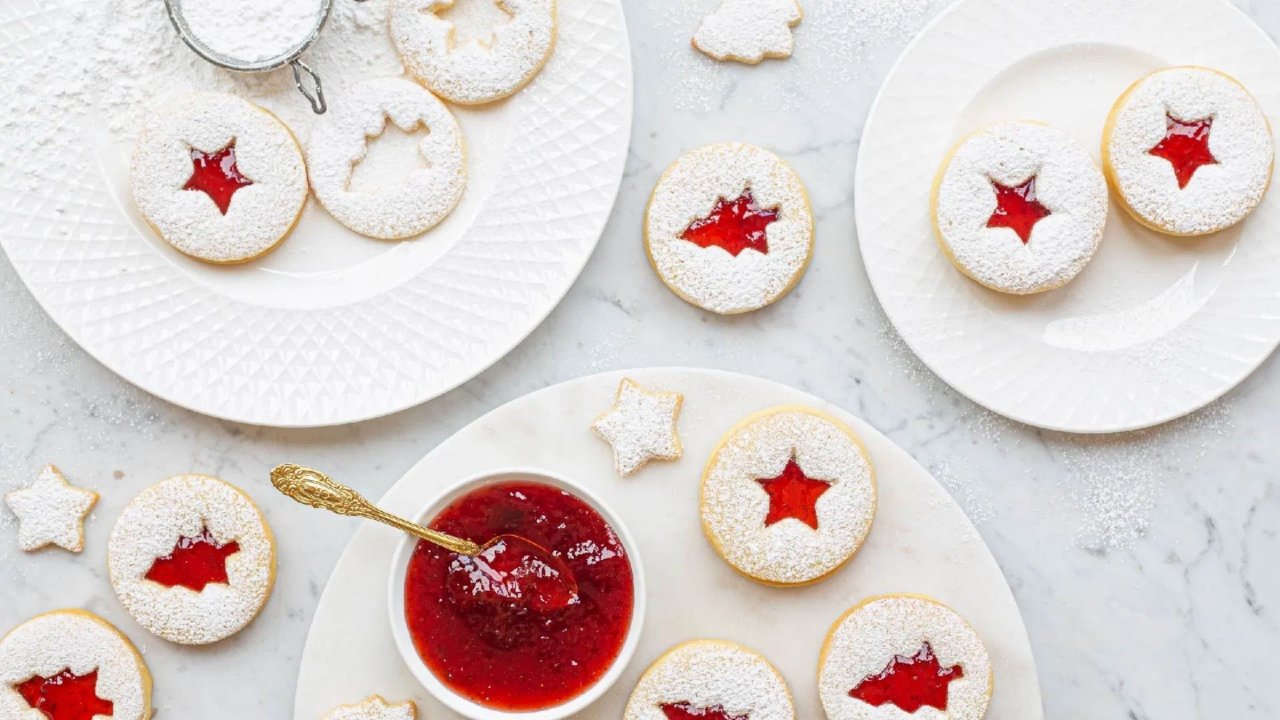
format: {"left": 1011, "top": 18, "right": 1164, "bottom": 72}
{"left": 131, "top": 92, "right": 308, "bottom": 264}
{"left": 700, "top": 405, "right": 876, "bottom": 586}
{"left": 646, "top": 143, "right": 815, "bottom": 314}
{"left": 693, "top": 0, "right": 802, "bottom": 64}
{"left": 322, "top": 694, "right": 417, "bottom": 720}
{"left": 932, "top": 120, "right": 1108, "bottom": 295}
{"left": 1103, "top": 66, "right": 1274, "bottom": 236}
{"left": 624, "top": 639, "right": 795, "bottom": 720}
{"left": 107, "top": 474, "right": 277, "bottom": 645}
{"left": 5, "top": 465, "right": 98, "bottom": 553}
{"left": 592, "top": 377, "right": 683, "bottom": 476}
{"left": 0, "top": 609, "right": 153, "bottom": 720}
{"left": 818, "top": 594, "right": 993, "bottom": 720}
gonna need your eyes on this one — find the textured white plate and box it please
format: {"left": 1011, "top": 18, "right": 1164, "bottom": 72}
{"left": 293, "top": 368, "right": 1043, "bottom": 719}
{"left": 0, "top": 0, "right": 631, "bottom": 427}
{"left": 857, "top": 0, "right": 1280, "bottom": 433}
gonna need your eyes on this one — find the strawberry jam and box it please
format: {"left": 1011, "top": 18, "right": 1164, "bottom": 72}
{"left": 144, "top": 526, "right": 240, "bottom": 592}
{"left": 849, "top": 642, "right": 964, "bottom": 713}
{"left": 681, "top": 191, "right": 779, "bottom": 256}
{"left": 661, "top": 702, "right": 749, "bottom": 720}
{"left": 1148, "top": 113, "right": 1218, "bottom": 189}
{"left": 183, "top": 143, "right": 253, "bottom": 215}
{"left": 404, "top": 481, "right": 634, "bottom": 711}
{"left": 755, "top": 457, "right": 831, "bottom": 530}
{"left": 986, "top": 177, "right": 1050, "bottom": 244}
{"left": 16, "top": 669, "right": 114, "bottom": 720}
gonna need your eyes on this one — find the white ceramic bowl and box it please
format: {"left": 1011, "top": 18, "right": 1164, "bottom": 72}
{"left": 387, "top": 467, "right": 646, "bottom": 719}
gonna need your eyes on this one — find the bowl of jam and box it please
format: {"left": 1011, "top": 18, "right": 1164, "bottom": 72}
{"left": 388, "top": 468, "right": 645, "bottom": 719}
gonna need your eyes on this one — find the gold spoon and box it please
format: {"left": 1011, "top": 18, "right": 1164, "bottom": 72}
{"left": 269, "top": 464, "right": 579, "bottom": 610}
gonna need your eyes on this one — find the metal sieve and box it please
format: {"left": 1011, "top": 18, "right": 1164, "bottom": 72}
{"left": 163, "top": 0, "right": 366, "bottom": 114}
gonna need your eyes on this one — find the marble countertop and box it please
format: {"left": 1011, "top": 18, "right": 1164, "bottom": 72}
{"left": 2, "top": 0, "right": 1278, "bottom": 718}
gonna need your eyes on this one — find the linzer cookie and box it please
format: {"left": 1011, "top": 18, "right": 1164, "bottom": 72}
{"left": 5, "top": 465, "right": 98, "bottom": 553}
{"left": 322, "top": 695, "right": 417, "bottom": 720}
{"left": 624, "top": 639, "right": 795, "bottom": 720}
{"left": 592, "top": 377, "right": 684, "bottom": 477}
{"left": 693, "top": 0, "right": 803, "bottom": 64}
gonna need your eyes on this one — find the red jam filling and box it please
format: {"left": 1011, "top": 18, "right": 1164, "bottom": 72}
{"left": 681, "top": 190, "right": 779, "bottom": 256}
{"left": 144, "top": 526, "right": 240, "bottom": 592}
{"left": 848, "top": 642, "right": 964, "bottom": 713}
{"left": 183, "top": 143, "right": 253, "bottom": 215}
{"left": 444, "top": 534, "right": 579, "bottom": 614}
{"left": 16, "top": 669, "right": 114, "bottom": 720}
{"left": 986, "top": 177, "right": 1050, "bottom": 244}
{"left": 660, "top": 702, "right": 749, "bottom": 720}
{"left": 755, "top": 456, "right": 831, "bottom": 530}
{"left": 1148, "top": 113, "right": 1218, "bottom": 189}
{"left": 404, "top": 481, "right": 634, "bottom": 712}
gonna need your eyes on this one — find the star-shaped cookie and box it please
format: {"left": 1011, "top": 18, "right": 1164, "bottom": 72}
{"left": 592, "top": 378, "right": 684, "bottom": 476}
{"left": 322, "top": 695, "right": 416, "bottom": 720}
{"left": 5, "top": 465, "right": 99, "bottom": 552}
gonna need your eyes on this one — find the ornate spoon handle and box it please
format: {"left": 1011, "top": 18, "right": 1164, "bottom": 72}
{"left": 270, "top": 464, "right": 481, "bottom": 556}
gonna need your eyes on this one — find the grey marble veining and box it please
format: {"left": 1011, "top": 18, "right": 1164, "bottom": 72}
{"left": 2, "top": 1, "right": 1278, "bottom": 718}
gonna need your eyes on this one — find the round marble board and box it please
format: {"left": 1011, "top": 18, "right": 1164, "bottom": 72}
{"left": 292, "top": 368, "right": 1043, "bottom": 718}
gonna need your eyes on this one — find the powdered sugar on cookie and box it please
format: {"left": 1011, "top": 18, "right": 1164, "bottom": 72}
{"left": 625, "top": 640, "right": 794, "bottom": 720}
{"left": 131, "top": 92, "right": 308, "bottom": 264}
{"left": 701, "top": 406, "right": 876, "bottom": 585}
{"left": 308, "top": 77, "right": 466, "bottom": 240}
{"left": 819, "top": 595, "right": 992, "bottom": 720}
{"left": 646, "top": 143, "right": 814, "bottom": 314}
{"left": 592, "top": 378, "right": 683, "bottom": 476}
{"left": 390, "top": 0, "right": 556, "bottom": 105}
{"left": 0, "top": 610, "right": 151, "bottom": 720}
{"left": 693, "top": 0, "right": 802, "bottom": 64}
{"left": 5, "top": 465, "right": 98, "bottom": 553}
{"left": 108, "top": 474, "right": 276, "bottom": 645}
{"left": 1105, "top": 66, "right": 1274, "bottom": 236}
{"left": 323, "top": 695, "right": 417, "bottom": 720}
{"left": 934, "top": 121, "right": 1108, "bottom": 294}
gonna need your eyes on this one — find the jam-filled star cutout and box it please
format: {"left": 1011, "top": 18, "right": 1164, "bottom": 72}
{"left": 16, "top": 668, "right": 114, "bottom": 720}
{"left": 681, "top": 190, "right": 780, "bottom": 256}
{"left": 660, "top": 702, "right": 749, "bottom": 720}
{"left": 183, "top": 142, "right": 254, "bottom": 215}
{"left": 986, "top": 176, "right": 1051, "bottom": 244}
{"left": 1148, "top": 113, "right": 1218, "bottom": 189}
{"left": 144, "top": 526, "right": 240, "bottom": 592}
{"left": 755, "top": 455, "right": 831, "bottom": 530}
{"left": 848, "top": 641, "right": 965, "bottom": 713}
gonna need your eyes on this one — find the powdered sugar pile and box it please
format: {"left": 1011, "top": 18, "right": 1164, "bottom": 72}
{"left": 624, "top": 640, "right": 794, "bottom": 720}
{"left": 818, "top": 595, "right": 991, "bottom": 720}
{"left": 181, "top": 0, "right": 325, "bottom": 64}
{"left": 322, "top": 695, "right": 417, "bottom": 720}
{"left": 701, "top": 407, "right": 876, "bottom": 585}
{"left": 692, "top": 0, "right": 802, "bottom": 64}
{"left": 591, "top": 378, "right": 684, "bottom": 476}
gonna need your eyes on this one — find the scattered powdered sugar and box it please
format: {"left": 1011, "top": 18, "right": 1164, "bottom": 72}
{"left": 390, "top": 0, "right": 555, "bottom": 105}
{"left": 131, "top": 92, "right": 308, "bottom": 263}
{"left": 1105, "top": 66, "right": 1273, "bottom": 236}
{"left": 307, "top": 77, "right": 466, "bottom": 239}
{"left": 934, "top": 121, "right": 1108, "bottom": 295}
{"left": 701, "top": 407, "right": 876, "bottom": 585}
{"left": 322, "top": 695, "right": 417, "bottom": 720}
{"left": 624, "top": 640, "right": 794, "bottom": 720}
{"left": 692, "top": 0, "right": 802, "bottom": 64}
{"left": 0, "top": 610, "right": 150, "bottom": 720}
{"left": 646, "top": 143, "right": 813, "bottom": 315}
{"left": 818, "top": 595, "right": 991, "bottom": 720}
{"left": 181, "top": 0, "right": 325, "bottom": 64}
{"left": 107, "top": 474, "right": 275, "bottom": 645}
{"left": 3, "top": 465, "right": 99, "bottom": 553}
{"left": 592, "top": 378, "right": 684, "bottom": 477}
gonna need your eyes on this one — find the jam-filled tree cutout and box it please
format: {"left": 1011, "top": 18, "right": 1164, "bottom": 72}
{"left": 755, "top": 454, "right": 832, "bottom": 530}
{"left": 1148, "top": 113, "right": 1218, "bottom": 189}
{"left": 183, "top": 142, "right": 254, "bottom": 215}
{"left": 986, "top": 177, "right": 1051, "bottom": 244}
{"left": 144, "top": 526, "right": 240, "bottom": 592}
{"left": 660, "top": 701, "right": 749, "bottom": 720}
{"left": 681, "top": 190, "right": 780, "bottom": 257}
{"left": 16, "top": 668, "right": 114, "bottom": 720}
{"left": 848, "top": 642, "right": 964, "bottom": 713}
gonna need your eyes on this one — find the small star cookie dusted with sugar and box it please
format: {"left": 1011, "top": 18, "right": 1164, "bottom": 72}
{"left": 592, "top": 378, "right": 684, "bottom": 477}
{"left": 323, "top": 695, "right": 416, "bottom": 720}
{"left": 5, "top": 465, "right": 98, "bottom": 552}
{"left": 693, "top": 0, "right": 802, "bottom": 64}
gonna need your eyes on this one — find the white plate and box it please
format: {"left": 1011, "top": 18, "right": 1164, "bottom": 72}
{"left": 293, "top": 368, "right": 1043, "bottom": 719}
{"left": 0, "top": 0, "right": 631, "bottom": 427}
{"left": 857, "top": 0, "right": 1280, "bottom": 433}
